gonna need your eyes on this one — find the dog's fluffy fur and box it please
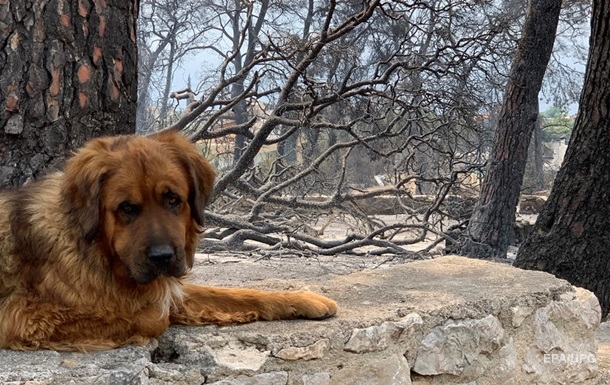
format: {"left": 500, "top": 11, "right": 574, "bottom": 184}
{"left": 0, "top": 131, "right": 336, "bottom": 351}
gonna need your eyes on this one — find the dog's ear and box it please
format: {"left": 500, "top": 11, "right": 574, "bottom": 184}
{"left": 152, "top": 131, "right": 216, "bottom": 226}
{"left": 61, "top": 137, "right": 115, "bottom": 242}
{"left": 184, "top": 151, "right": 216, "bottom": 226}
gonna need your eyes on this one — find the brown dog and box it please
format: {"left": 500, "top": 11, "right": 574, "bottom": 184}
{"left": 0, "top": 131, "right": 337, "bottom": 351}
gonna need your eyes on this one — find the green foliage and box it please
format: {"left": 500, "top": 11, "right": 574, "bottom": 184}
{"left": 541, "top": 106, "right": 574, "bottom": 141}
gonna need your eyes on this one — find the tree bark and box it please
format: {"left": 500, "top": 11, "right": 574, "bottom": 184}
{"left": 0, "top": 0, "right": 138, "bottom": 187}
{"left": 460, "top": 0, "right": 562, "bottom": 258}
{"left": 522, "top": 116, "right": 545, "bottom": 193}
{"left": 514, "top": 0, "right": 610, "bottom": 316}
{"left": 532, "top": 116, "right": 545, "bottom": 191}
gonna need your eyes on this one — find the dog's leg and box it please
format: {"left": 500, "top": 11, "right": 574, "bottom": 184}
{"left": 0, "top": 296, "right": 170, "bottom": 351}
{"left": 170, "top": 284, "right": 337, "bottom": 325}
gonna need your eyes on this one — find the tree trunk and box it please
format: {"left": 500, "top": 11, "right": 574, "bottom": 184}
{"left": 229, "top": 3, "right": 247, "bottom": 165}
{"left": 0, "top": 0, "right": 138, "bottom": 187}
{"left": 514, "top": 0, "right": 610, "bottom": 316}
{"left": 522, "top": 116, "right": 545, "bottom": 193}
{"left": 532, "top": 116, "right": 545, "bottom": 191}
{"left": 137, "top": 39, "right": 170, "bottom": 133}
{"left": 459, "top": 0, "right": 562, "bottom": 258}
{"left": 159, "top": 39, "right": 176, "bottom": 128}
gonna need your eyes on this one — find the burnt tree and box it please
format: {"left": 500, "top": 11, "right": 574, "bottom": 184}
{"left": 0, "top": 0, "right": 138, "bottom": 187}
{"left": 460, "top": 0, "right": 562, "bottom": 258}
{"left": 514, "top": 0, "right": 610, "bottom": 316}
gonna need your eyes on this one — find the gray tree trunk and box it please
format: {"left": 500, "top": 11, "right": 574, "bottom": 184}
{"left": 0, "top": 0, "right": 138, "bottom": 186}
{"left": 459, "top": 0, "right": 562, "bottom": 258}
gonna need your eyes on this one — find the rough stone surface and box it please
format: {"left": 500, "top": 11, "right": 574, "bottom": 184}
{"left": 521, "top": 288, "right": 600, "bottom": 384}
{"left": 330, "top": 354, "right": 412, "bottom": 385}
{"left": 302, "top": 372, "right": 331, "bottom": 385}
{"left": 511, "top": 305, "right": 534, "bottom": 327}
{"left": 213, "top": 342, "right": 270, "bottom": 371}
{"left": 207, "top": 371, "right": 288, "bottom": 385}
{"left": 595, "top": 321, "right": 610, "bottom": 385}
{"left": 276, "top": 338, "right": 330, "bottom": 361}
{"left": 413, "top": 315, "right": 504, "bottom": 376}
{"left": 0, "top": 255, "right": 605, "bottom": 385}
{"left": 0, "top": 345, "right": 151, "bottom": 384}
{"left": 344, "top": 313, "right": 423, "bottom": 353}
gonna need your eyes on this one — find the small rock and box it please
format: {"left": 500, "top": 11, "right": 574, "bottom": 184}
{"left": 275, "top": 339, "right": 330, "bottom": 361}
{"left": 344, "top": 313, "right": 422, "bottom": 353}
{"left": 330, "top": 354, "right": 411, "bottom": 385}
{"left": 213, "top": 343, "right": 270, "bottom": 371}
{"left": 302, "top": 372, "right": 331, "bottom": 385}
{"left": 148, "top": 364, "right": 206, "bottom": 384}
{"left": 511, "top": 306, "right": 534, "bottom": 327}
{"left": 208, "top": 371, "right": 288, "bottom": 385}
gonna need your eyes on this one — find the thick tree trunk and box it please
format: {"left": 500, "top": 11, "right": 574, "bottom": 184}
{"left": 514, "top": 0, "right": 610, "bottom": 316}
{"left": 0, "top": 0, "right": 138, "bottom": 187}
{"left": 459, "top": 0, "right": 562, "bottom": 258}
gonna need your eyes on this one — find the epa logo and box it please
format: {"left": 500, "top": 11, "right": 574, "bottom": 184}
{"left": 543, "top": 353, "right": 596, "bottom": 364}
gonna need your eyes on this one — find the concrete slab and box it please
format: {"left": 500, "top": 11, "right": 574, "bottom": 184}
{"left": 0, "top": 255, "right": 602, "bottom": 385}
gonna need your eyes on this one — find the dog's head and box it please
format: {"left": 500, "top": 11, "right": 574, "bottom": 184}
{"left": 61, "top": 131, "right": 216, "bottom": 285}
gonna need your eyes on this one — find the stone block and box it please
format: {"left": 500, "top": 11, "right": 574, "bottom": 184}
{"left": 344, "top": 313, "right": 422, "bottom": 353}
{"left": 412, "top": 315, "right": 504, "bottom": 376}
{"left": 330, "top": 354, "right": 411, "bottom": 385}
{"left": 0, "top": 256, "right": 603, "bottom": 385}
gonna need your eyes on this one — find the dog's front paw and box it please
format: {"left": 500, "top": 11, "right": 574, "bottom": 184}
{"left": 287, "top": 291, "right": 338, "bottom": 320}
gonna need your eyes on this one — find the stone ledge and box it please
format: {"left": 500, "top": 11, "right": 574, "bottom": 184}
{"left": 0, "top": 256, "right": 603, "bottom": 385}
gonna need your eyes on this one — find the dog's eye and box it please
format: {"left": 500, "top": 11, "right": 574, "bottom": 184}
{"left": 165, "top": 194, "right": 182, "bottom": 209}
{"left": 118, "top": 201, "right": 140, "bottom": 217}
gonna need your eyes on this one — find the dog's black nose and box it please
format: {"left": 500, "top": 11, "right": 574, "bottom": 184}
{"left": 147, "top": 244, "right": 174, "bottom": 266}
